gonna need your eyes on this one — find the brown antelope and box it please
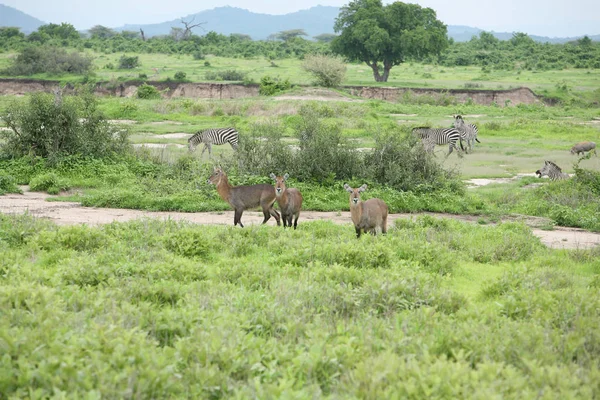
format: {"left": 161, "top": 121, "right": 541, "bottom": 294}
{"left": 207, "top": 168, "right": 280, "bottom": 227}
{"left": 343, "top": 184, "right": 388, "bottom": 238}
{"left": 269, "top": 173, "right": 303, "bottom": 229}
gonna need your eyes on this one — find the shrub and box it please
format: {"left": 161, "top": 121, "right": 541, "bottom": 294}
{"left": 2, "top": 46, "right": 93, "bottom": 76}
{"left": 205, "top": 69, "right": 246, "bottom": 81}
{"left": 0, "top": 174, "right": 22, "bottom": 195}
{"left": 193, "top": 51, "right": 205, "bottom": 60}
{"left": 1, "top": 91, "right": 130, "bottom": 162}
{"left": 364, "top": 127, "right": 463, "bottom": 193}
{"left": 173, "top": 71, "right": 187, "bottom": 80}
{"left": 301, "top": 54, "right": 347, "bottom": 87}
{"left": 29, "top": 172, "right": 70, "bottom": 194}
{"left": 118, "top": 55, "right": 139, "bottom": 69}
{"left": 136, "top": 83, "right": 161, "bottom": 99}
{"left": 259, "top": 75, "right": 292, "bottom": 96}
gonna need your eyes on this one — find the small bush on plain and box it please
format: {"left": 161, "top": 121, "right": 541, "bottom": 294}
{"left": 2, "top": 46, "right": 93, "bottom": 75}
{"left": 118, "top": 55, "right": 139, "bottom": 69}
{"left": 301, "top": 54, "right": 347, "bottom": 87}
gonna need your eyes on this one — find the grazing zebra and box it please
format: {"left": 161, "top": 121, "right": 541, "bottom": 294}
{"left": 412, "top": 127, "right": 464, "bottom": 158}
{"left": 188, "top": 128, "right": 239, "bottom": 158}
{"left": 454, "top": 115, "right": 480, "bottom": 153}
{"left": 535, "top": 161, "right": 569, "bottom": 181}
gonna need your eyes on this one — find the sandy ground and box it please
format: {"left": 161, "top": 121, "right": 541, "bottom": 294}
{"left": 1, "top": 189, "right": 599, "bottom": 250}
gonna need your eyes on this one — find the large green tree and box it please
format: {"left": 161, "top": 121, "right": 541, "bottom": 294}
{"left": 332, "top": 0, "right": 448, "bottom": 82}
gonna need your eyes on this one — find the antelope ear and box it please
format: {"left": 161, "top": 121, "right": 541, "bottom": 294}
{"left": 343, "top": 183, "right": 353, "bottom": 193}
{"left": 358, "top": 184, "right": 368, "bottom": 192}
{"left": 283, "top": 173, "right": 289, "bottom": 180}
{"left": 269, "top": 173, "right": 276, "bottom": 180}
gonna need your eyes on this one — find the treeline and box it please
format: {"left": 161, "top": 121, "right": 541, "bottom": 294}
{"left": 0, "top": 24, "right": 330, "bottom": 60}
{"left": 1, "top": 23, "right": 599, "bottom": 71}
{"left": 439, "top": 32, "right": 600, "bottom": 70}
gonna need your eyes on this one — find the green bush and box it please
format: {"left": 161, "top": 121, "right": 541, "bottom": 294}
{"left": 2, "top": 46, "right": 93, "bottom": 76}
{"left": 301, "top": 54, "right": 347, "bottom": 87}
{"left": 29, "top": 172, "right": 70, "bottom": 194}
{"left": 364, "top": 127, "right": 463, "bottom": 193}
{"left": 136, "top": 83, "right": 161, "bottom": 99}
{"left": 259, "top": 75, "right": 292, "bottom": 96}
{"left": 173, "top": 71, "right": 187, "bottom": 81}
{"left": 0, "top": 174, "right": 22, "bottom": 195}
{"left": 1, "top": 91, "right": 130, "bottom": 162}
{"left": 118, "top": 55, "right": 139, "bottom": 69}
{"left": 205, "top": 69, "right": 246, "bottom": 81}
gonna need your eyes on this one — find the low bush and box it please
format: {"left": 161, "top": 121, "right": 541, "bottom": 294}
{"left": 259, "top": 75, "right": 292, "bottom": 96}
{"left": 118, "top": 55, "right": 139, "bottom": 69}
{"left": 136, "top": 83, "right": 161, "bottom": 99}
{"left": 2, "top": 46, "right": 93, "bottom": 75}
{"left": 1, "top": 91, "right": 130, "bottom": 162}
{"left": 205, "top": 69, "right": 246, "bottom": 81}
{"left": 301, "top": 54, "right": 347, "bottom": 87}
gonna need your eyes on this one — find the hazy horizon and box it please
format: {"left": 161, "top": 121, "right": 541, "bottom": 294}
{"left": 2, "top": 0, "right": 599, "bottom": 38}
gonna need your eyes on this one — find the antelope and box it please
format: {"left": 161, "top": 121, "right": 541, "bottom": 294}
{"left": 343, "top": 184, "right": 388, "bottom": 238}
{"left": 269, "top": 173, "right": 303, "bottom": 229}
{"left": 207, "top": 168, "right": 280, "bottom": 227}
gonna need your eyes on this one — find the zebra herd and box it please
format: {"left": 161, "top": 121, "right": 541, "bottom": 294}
{"left": 412, "top": 115, "right": 480, "bottom": 158}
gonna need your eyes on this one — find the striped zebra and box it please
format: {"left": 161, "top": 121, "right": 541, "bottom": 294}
{"left": 454, "top": 115, "right": 480, "bottom": 153}
{"left": 188, "top": 128, "right": 239, "bottom": 158}
{"left": 535, "top": 161, "right": 569, "bottom": 181}
{"left": 412, "top": 127, "right": 464, "bottom": 158}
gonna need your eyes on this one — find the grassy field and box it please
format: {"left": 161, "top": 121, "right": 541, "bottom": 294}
{"left": 1, "top": 213, "right": 599, "bottom": 397}
{"left": 1, "top": 51, "right": 600, "bottom": 397}
{"left": 1, "top": 51, "right": 600, "bottom": 95}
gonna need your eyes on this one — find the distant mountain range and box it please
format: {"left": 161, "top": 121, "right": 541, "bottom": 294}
{"left": 1, "top": 3, "right": 599, "bottom": 43}
{"left": 0, "top": 4, "right": 45, "bottom": 33}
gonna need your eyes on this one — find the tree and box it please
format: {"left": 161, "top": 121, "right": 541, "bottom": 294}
{"left": 314, "top": 33, "right": 337, "bottom": 43}
{"left": 180, "top": 17, "right": 206, "bottom": 39}
{"left": 331, "top": 0, "right": 448, "bottom": 82}
{"left": 274, "top": 29, "right": 308, "bottom": 42}
{"left": 302, "top": 54, "right": 347, "bottom": 87}
{"left": 89, "top": 25, "right": 116, "bottom": 39}
{"left": 0, "top": 27, "right": 24, "bottom": 40}
{"left": 37, "top": 23, "right": 80, "bottom": 40}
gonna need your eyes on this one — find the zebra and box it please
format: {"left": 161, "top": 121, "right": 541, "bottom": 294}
{"left": 535, "top": 161, "right": 569, "bottom": 181}
{"left": 188, "top": 128, "right": 239, "bottom": 158}
{"left": 412, "top": 127, "right": 464, "bottom": 158}
{"left": 453, "top": 115, "right": 480, "bottom": 153}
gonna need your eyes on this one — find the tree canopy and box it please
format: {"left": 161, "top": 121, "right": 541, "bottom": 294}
{"left": 331, "top": 0, "right": 448, "bottom": 82}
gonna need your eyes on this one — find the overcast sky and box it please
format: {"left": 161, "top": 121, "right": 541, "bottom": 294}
{"left": 4, "top": 0, "right": 599, "bottom": 37}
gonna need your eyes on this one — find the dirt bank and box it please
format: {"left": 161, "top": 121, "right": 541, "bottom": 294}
{"left": 1, "top": 189, "right": 598, "bottom": 249}
{"left": 0, "top": 78, "right": 544, "bottom": 106}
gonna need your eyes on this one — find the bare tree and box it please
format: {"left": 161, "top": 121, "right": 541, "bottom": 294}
{"left": 180, "top": 17, "right": 206, "bottom": 39}
{"left": 139, "top": 28, "right": 146, "bottom": 41}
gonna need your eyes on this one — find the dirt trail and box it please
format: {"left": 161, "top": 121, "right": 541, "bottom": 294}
{"left": 1, "top": 190, "right": 599, "bottom": 250}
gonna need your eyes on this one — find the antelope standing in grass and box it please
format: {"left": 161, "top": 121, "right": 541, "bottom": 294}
{"left": 207, "top": 168, "right": 280, "bottom": 227}
{"left": 344, "top": 184, "right": 388, "bottom": 238}
{"left": 269, "top": 173, "right": 303, "bottom": 229}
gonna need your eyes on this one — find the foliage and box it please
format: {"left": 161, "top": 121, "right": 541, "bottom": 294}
{"left": 332, "top": 0, "right": 448, "bottom": 82}
{"left": 205, "top": 69, "right": 247, "bottom": 81}
{"left": 29, "top": 172, "right": 70, "bottom": 194}
{"left": 136, "top": 83, "right": 161, "bottom": 99}
{"left": 259, "top": 75, "right": 292, "bottom": 96}
{"left": 301, "top": 54, "right": 347, "bottom": 87}
{"left": 173, "top": 71, "right": 187, "bottom": 81}
{"left": 1, "top": 91, "right": 130, "bottom": 162}
{"left": 0, "top": 174, "right": 22, "bottom": 195}
{"left": 118, "top": 55, "right": 140, "bottom": 69}
{"left": 1, "top": 46, "right": 93, "bottom": 76}
{"left": 365, "top": 127, "right": 463, "bottom": 193}
{"left": 0, "top": 214, "right": 598, "bottom": 398}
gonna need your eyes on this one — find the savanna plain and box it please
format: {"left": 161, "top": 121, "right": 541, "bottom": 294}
{"left": 1, "top": 50, "right": 600, "bottom": 398}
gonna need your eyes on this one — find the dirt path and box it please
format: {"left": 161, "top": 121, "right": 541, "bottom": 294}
{"left": 1, "top": 190, "right": 599, "bottom": 250}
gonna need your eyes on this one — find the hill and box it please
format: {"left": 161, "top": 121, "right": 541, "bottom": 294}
{"left": 0, "top": 4, "right": 45, "bottom": 33}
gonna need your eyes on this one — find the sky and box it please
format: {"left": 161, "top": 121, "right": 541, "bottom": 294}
{"left": 3, "top": 0, "right": 599, "bottom": 37}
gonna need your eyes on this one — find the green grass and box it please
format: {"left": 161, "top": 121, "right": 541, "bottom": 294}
{"left": 1, "top": 51, "right": 600, "bottom": 94}
{"left": 0, "top": 213, "right": 599, "bottom": 397}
